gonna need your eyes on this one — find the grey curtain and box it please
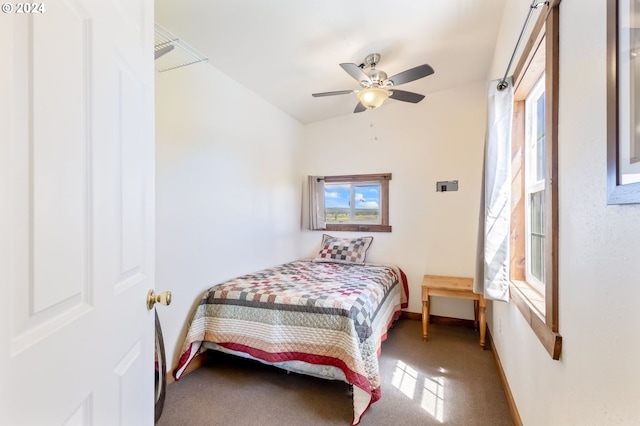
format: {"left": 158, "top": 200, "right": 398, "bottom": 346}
{"left": 308, "top": 176, "right": 326, "bottom": 230}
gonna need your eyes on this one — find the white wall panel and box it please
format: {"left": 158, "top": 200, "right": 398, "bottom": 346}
{"left": 114, "top": 0, "right": 145, "bottom": 48}
{"left": 31, "top": 2, "right": 90, "bottom": 313}
{"left": 114, "top": 342, "right": 145, "bottom": 426}
{"left": 116, "top": 64, "right": 146, "bottom": 293}
{"left": 63, "top": 396, "right": 92, "bottom": 426}
{"left": 10, "top": 3, "right": 92, "bottom": 355}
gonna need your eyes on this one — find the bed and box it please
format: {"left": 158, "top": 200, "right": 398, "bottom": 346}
{"left": 173, "top": 235, "right": 409, "bottom": 425}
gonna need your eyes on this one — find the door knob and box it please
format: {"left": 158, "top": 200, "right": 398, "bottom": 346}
{"left": 147, "top": 289, "right": 172, "bottom": 310}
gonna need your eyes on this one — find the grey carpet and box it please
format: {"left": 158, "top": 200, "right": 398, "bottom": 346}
{"left": 157, "top": 319, "right": 514, "bottom": 425}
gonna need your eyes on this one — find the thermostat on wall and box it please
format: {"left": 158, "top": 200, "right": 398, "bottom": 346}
{"left": 436, "top": 180, "right": 458, "bottom": 192}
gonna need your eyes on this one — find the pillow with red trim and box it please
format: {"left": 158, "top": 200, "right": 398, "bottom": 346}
{"left": 313, "top": 234, "right": 373, "bottom": 264}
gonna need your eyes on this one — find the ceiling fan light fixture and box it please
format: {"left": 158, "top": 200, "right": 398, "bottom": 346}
{"left": 312, "top": 54, "right": 434, "bottom": 114}
{"left": 357, "top": 87, "right": 390, "bottom": 109}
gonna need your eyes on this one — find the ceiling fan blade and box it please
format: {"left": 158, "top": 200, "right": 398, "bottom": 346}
{"left": 312, "top": 90, "right": 355, "bottom": 97}
{"left": 340, "top": 63, "right": 372, "bottom": 84}
{"left": 387, "top": 64, "right": 434, "bottom": 86}
{"left": 389, "top": 89, "right": 425, "bottom": 103}
{"left": 354, "top": 102, "right": 367, "bottom": 113}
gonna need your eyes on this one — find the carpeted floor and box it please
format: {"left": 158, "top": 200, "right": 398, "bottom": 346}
{"left": 157, "top": 319, "right": 514, "bottom": 426}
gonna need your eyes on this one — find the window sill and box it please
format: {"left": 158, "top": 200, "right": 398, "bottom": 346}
{"left": 325, "top": 224, "right": 392, "bottom": 233}
{"left": 510, "top": 280, "right": 562, "bottom": 360}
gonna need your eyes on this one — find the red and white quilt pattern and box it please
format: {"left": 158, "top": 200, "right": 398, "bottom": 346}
{"left": 174, "top": 260, "right": 409, "bottom": 425}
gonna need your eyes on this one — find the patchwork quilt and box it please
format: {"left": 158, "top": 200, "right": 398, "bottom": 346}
{"left": 174, "top": 259, "right": 409, "bottom": 425}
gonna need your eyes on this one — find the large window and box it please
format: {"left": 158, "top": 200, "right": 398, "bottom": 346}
{"left": 509, "top": 1, "right": 561, "bottom": 359}
{"left": 525, "top": 76, "right": 546, "bottom": 294}
{"left": 320, "top": 173, "right": 391, "bottom": 233}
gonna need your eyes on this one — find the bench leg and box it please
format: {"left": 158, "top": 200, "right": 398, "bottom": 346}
{"left": 473, "top": 299, "right": 479, "bottom": 330}
{"left": 422, "top": 298, "right": 429, "bottom": 340}
{"left": 479, "top": 297, "right": 486, "bottom": 349}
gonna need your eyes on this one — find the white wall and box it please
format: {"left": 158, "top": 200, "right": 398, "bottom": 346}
{"left": 299, "top": 81, "right": 487, "bottom": 316}
{"left": 155, "top": 63, "right": 303, "bottom": 367}
{"left": 489, "top": 1, "right": 640, "bottom": 424}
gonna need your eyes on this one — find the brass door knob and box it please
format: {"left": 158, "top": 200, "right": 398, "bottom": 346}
{"left": 147, "top": 289, "right": 172, "bottom": 310}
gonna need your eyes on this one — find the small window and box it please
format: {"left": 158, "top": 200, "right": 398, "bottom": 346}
{"left": 322, "top": 173, "right": 391, "bottom": 233}
{"left": 324, "top": 182, "right": 381, "bottom": 225}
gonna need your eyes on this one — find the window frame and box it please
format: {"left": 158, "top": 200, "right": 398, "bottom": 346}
{"left": 509, "top": 1, "right": 562, "bottom": 360}
{"left": 323, "top": 173, "right": 392, "bottom": 233}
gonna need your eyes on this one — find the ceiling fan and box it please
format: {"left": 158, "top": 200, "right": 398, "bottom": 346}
{"left": 312, "top": 53, "right": 434, "bottom": 113}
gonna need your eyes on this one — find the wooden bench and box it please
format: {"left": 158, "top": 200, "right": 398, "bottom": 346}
{"left": 421, "top": 274, "right": 486, "bottom": 349}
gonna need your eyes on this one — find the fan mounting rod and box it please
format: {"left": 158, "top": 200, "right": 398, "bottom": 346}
{"left": 363, "top": 53, "right": 382, "bottom": 68}
{"left": 362, "top": 53, "right": 387, "bottom": 86}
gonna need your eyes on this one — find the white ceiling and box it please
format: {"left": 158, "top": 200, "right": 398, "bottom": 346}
{"left": 155, "top": 0, "right": 508, "bottom": 124}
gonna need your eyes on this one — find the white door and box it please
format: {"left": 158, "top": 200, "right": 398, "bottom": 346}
{"left": 0, "top": 0, "right": 156, "bottom": 424}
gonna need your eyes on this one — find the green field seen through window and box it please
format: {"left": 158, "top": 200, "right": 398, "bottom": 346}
{"left": 325, "top": 208, "right": 379, "bottom": 223}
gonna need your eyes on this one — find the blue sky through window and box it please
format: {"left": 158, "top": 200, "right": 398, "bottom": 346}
{"left": 325, "top": 184, "right": 380, "bottom": 209}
